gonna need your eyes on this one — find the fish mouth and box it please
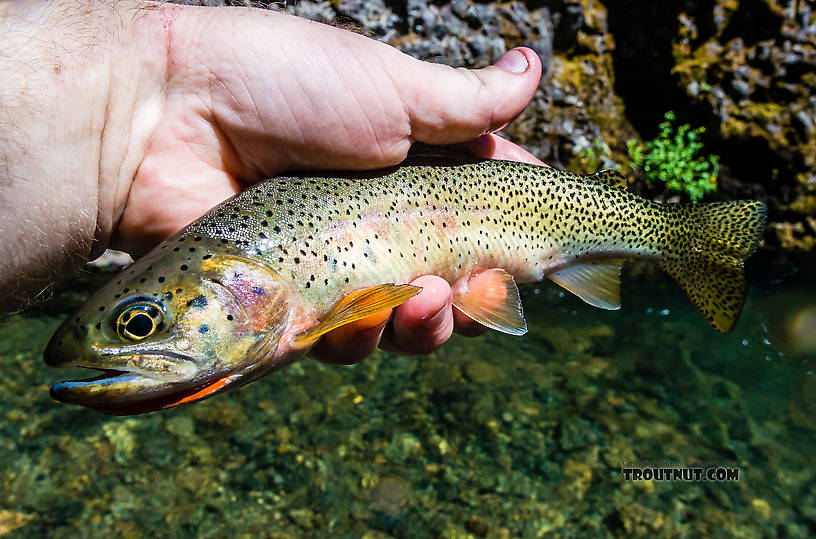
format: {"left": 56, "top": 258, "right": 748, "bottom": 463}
{"left": 48, "top": 353, "right": 237, "bottom": 415}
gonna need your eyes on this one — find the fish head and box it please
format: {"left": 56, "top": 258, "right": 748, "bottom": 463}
{"left": 45, "top": 249, "right": 293, "bottom": 414}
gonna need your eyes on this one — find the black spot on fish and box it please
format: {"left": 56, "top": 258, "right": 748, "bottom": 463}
{"left": 158, "top": 277, "right": 165, "bottom": 283}
{"left": 180, "top": 265, "right": 188, "bottom": 271}
{"left": 187, "top": 295, "right": 208, "bottom": 309}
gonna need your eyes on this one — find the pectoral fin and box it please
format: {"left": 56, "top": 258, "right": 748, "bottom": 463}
{"left": 548, "top": 259, "right": 626, "bottom": 310}
{"left": 295, "top": 283, "right": 422, "bottom": 343}
{"left": 452, "top": 268, "right": 527, "bottom": 336}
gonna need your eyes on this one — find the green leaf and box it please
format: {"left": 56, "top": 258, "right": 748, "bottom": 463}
{"left": 629, "top": 111, "right": 720, "bottom": 203}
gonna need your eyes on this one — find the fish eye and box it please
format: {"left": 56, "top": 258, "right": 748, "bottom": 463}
{"left": 116, "top": 303, "right": 164, "bottom": 341}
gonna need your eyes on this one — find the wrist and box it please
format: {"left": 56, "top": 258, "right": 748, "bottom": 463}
{"left": 0, "top": 1, "right": 169, "bottom": 312}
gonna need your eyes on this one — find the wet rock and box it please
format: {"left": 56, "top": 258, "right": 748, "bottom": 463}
{"left": 465, "top": 359, "right": 506, "bottom": 384}
{"left": 751, "top": 498, "right": 772, "bottom": 520}
{"left": 558, "top": 417, "right": 599, "bottom": 450}
{"left": 192, "top": 399, "right": 247, "bottom": 431}
{"left": 0, "top": 510, "right": 34, "bottom": 535}
{"left": 792, "top": 108, "right": 815, "bottom": 137}
{"left": 102, "top": 419, "right": 140, "bottom": 463}
{"left": 617, "top": 503, "right": 673, "bottom": 536}
{"left": 730, "top": 78, "right": 752, "bottom": 98}
{"left": 370, "top": 475, "right": 413, "bottom": 520}
{"left": 165, "top": 415, "right": 197, "bottom": 441}
{"left": 465, "top": 514, "right": 490, "bottom": 537}
{"left": 288, "top": 507, "right": 315, "bottom": 529}
{"left": 666, "top": 0, "right": 816, "bottom": 249}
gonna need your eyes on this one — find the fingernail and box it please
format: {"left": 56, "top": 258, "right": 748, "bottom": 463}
{"left": 494, "top": 48, "right": 528, "bottom": 74}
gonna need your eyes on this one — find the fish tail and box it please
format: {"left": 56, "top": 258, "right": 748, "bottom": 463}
{"left": 658, "top": 200, "right": 767, "bottom": 333}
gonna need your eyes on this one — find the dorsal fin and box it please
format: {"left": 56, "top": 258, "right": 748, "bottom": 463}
{"left": 588, "top": 169, "right": 628, "bottom": 189}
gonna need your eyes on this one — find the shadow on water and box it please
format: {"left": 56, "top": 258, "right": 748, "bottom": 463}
{"left": 0, "top": 250, "right": 814, "bottom": 536}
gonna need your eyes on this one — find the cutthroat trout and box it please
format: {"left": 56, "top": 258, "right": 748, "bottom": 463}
{"left": 44, "top": 158, "right": 766, "bottom": 414}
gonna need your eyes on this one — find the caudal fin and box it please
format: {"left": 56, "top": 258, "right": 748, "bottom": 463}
{"left": 659, "top": 200, "right": 767, "bottom": 333}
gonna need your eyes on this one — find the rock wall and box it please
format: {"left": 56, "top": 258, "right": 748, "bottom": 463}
{"left": 606, "top": 0, "right": 815, "bottom": 249}
{"left": 187, "top": 0, "right": 816, "bottom": 250}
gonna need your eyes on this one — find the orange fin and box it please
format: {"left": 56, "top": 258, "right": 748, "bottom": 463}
{"left": 549, "top": 259, "right": 625, "bottom": 310}
{"left": 452, "top": 268, "right": 527, "bottom": 336}
{"left": 295, "top": 283, "right": 422, "bottom": 343}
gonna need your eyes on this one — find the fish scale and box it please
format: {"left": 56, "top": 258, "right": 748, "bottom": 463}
{"left": 43, "top": 158, "right": 766, "bottom": 414}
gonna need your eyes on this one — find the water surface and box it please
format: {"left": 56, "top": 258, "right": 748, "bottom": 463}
{"left": 0, "top": 252, "right": 813, "bottom": 537}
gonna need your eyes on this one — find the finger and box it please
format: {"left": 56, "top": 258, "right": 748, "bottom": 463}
{"left": 462, "top": 133, "right": 548, "bottom": 166}
{"left": 310, "top": 308, "right": 392, "bottom": 365}
{"left": 380, "top": 275, "right": 454, "bottom": 355}
{"left": 404, "top": 47, "right": 543, "bottom": 145}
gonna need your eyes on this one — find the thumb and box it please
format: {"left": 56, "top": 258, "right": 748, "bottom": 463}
{"left": 401, "top": 47, "right": 542, "bottom": 144}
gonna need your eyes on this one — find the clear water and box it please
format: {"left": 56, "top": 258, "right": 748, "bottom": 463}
{"left": 0, "top": 253, "right": 814, "bottom": 537}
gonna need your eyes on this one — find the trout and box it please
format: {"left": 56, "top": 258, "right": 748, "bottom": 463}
{"left": 44, "top": 159, "right": 766, "bottom": 414}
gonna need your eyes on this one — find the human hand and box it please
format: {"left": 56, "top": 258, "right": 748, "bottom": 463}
{"left": 119, "top": 7, "right": 545, "bottom": 363}
{"left": 115, "top": 7, "right": 544, "bottom": 251}
{"left": 0, "top": 2, "right": 544, "bottom": 360}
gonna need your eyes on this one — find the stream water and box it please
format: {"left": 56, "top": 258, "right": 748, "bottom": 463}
{"left": 0, "top": 251, "right": 813, "bottom": 537}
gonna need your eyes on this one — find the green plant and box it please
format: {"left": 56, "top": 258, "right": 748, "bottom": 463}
{"left": 575, "top": 136, "right": 611, "bottom": 174}
{"left": 627, "top": 111, "right": 719, "bottom": 202}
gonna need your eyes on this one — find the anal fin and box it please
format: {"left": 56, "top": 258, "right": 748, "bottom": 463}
{"left": 549, "top": 259, "right": 626, "bottom": 310}
{"left": 295, "top": 283, "right": 421, "bottom": 343}
{"left": 452, "top": 268, "right": 527, "bottom": 336}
